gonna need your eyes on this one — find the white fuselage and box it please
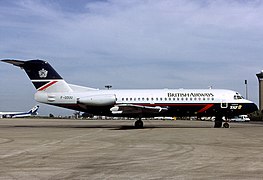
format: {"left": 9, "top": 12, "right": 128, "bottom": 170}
{"left": 35, "top": 88, "right": 250, "bottom": 105}
{"left": 34, "top": 88, "right": 255, "bottom": 118}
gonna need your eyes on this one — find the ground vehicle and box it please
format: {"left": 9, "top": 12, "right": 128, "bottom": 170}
{"left": 230, "top": 115, "right": 250, "bottom": 122}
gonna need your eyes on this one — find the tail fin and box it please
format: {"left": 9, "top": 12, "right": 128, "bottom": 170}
{"left": 2, "top": 59, "right": 72, "bottom": 92}
{"left": 28, "top": 105, "right": 39, "bottom": 115}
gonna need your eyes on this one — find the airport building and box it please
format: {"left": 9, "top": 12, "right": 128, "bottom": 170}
{"left": 256, "top": 71, "right": 263, "bottom": 111}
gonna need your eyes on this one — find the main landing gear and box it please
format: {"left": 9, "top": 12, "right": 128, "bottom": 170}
{"left": 134, "top": 118, "right": 144, "bottom": 128}
{"left": 214, "top": 116, "right": 230, "bottom": 128}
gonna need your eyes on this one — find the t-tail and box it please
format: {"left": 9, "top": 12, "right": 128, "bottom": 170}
{"left": 1, "top": 59, "right": 72, "bottom": 93}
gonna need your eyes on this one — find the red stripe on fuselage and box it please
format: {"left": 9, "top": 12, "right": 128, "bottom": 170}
{"left": 37, "top": 81, "right": 58, "bottom": 91}
{"left": 197, "top": 104, "right": 214, "bottom": 113}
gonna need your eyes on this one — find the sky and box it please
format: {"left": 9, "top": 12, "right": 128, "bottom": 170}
{"left": 0, "top": 0, "right": 263, "bottom": 116}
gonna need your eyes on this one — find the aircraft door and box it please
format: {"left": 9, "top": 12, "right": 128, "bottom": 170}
{"left": 221, "top": 100, "right": 228, "bottom": 108}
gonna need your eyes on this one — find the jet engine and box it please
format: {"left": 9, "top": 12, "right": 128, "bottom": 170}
{"left": 77, "top": 94, "right": 116, "bottom": 106}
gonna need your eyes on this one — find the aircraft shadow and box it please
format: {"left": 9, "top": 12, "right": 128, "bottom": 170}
{"left": 0, "top": 124, "right": 214, "bottom": 130}
{"left": 112, "top": 125, "right": 213, "bottom": 130}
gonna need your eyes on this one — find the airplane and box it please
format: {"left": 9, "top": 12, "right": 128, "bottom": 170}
{"left": 0, "top": 105, "right": 39, "bottom": 118}
{"left": 1, "top": 59, "right": 258, "bottom": 128}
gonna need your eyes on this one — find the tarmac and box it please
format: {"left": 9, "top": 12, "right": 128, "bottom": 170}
{"left": 0, "top": 118, "right": 263, "bottom": 180}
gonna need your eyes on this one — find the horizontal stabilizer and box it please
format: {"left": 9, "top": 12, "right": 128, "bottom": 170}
{"left": 1, "top": 59, "right": 26, "bottom": 67}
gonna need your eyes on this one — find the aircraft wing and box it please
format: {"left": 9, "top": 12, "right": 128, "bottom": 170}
{"left": 110, "top": 104, "right": 168, "bottom": 115}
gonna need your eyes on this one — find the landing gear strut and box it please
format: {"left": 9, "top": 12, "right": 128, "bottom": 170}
{"left": 214, "top": 116, "right": 230, "bottom": 128}
{"left": 214, "top": 116, "right": 223, "bottom": 128}
{"left": 134, "top": 118, "right": 144, "bottom": 128}
{"left": 223, "top": 117, "right": 230, "bottom": 128}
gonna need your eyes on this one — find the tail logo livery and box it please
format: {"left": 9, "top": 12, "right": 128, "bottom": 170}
{"left": 35, "top": 80, "right": 58, "bottom": 91}
{"left": 39, "top": 68, "right": 48, "bottom": 78}
{"left": 29, "top": 105, "right": 39, "bottom": 114}
{"left": 2, "top": 59, "right": 72, "bottom": 93}
{"left": 1, "top": 59, "right": 258, "bottom": 128}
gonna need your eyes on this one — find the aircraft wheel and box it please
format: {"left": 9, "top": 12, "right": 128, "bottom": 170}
{"left": 214, "top": 117, "right": 223, "bottom": 128}
{"left": 223, "top": 122, "right": 230, "bottom": 128}
{"left": 134, "top": 119, "right": 144, "bottom": 129}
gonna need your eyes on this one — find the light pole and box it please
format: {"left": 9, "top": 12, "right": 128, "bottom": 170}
{"left": 245, "top": 80, "right": 248, "bottom": 99}
{"left": 256, "top": 71, "right": 263, "bottom": 110}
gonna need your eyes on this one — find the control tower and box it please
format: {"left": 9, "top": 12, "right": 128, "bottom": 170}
{"left": 256, "top": 71, "right": 263, "bottom": 111}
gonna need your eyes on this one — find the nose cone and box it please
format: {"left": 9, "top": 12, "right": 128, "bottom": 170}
{"left": 247, "top": 103, "right": 258, "bottom": 113}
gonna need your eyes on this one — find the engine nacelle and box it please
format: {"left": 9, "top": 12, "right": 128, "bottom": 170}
{"left": 77, "top": 94, "right": 116, "bottom": 106}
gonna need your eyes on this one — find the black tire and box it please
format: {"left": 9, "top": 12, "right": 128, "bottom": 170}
{"left": 134, "top": 120, "right": 144, "bottom": 128}
{"left": 223, "top": 122, "right": 230, "bottom": 128}
{"left": 214, "top": 120, "right": 222, "bottom": 128}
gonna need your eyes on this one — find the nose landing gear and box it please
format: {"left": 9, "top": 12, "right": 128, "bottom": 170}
{"left": 214, "top": 116, "right": 230, "bottom": 128}
{"left": 223, "top": 122, "right": 230, "bottom": 128}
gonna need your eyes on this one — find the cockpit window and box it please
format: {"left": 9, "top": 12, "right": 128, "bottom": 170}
{"left": 234, "top": 94, "right": 244, "bottom": 100}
